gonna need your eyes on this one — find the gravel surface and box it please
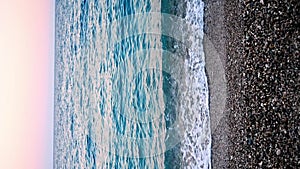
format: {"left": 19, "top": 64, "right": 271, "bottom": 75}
{"left": 224, "top": 0, "right": 299, "bottom": 168}
{"left": 205, "top": 0, "right": 299, "bottom": 168}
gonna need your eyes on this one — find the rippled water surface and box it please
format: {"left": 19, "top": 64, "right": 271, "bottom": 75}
{"left": 54, "top": 0, "right": 210, "bottom": 168}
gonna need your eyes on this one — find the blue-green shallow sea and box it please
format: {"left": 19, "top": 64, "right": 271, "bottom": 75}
{"left": 54, "top": 0, "right": 211, "bottom": 168}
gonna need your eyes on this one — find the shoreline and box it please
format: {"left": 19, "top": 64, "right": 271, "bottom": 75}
{"left": 203, "top": 0, "right": 229, "bottom": 168}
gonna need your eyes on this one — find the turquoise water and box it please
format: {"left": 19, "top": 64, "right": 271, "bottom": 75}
{"left": 54, "top": 0, "right": 210, "bottom": 168}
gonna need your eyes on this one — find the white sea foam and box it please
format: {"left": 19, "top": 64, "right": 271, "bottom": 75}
{"left": 179, "top": 0, "right": 211, "bottom": 168}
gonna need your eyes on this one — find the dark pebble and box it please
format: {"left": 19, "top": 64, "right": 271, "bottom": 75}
{"left": 224, "top": 0, "right": 300, "bottom": 168}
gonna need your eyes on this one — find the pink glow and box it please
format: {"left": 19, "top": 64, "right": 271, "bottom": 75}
{"left": 0, "top": 0, "right": 53, "bottom": 168}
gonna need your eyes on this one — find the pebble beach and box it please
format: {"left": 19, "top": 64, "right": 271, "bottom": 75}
{"left": 205, "top": 0, "right": 299, "bottom": 168}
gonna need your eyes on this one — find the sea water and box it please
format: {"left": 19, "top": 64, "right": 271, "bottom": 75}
{"left": 54, "top": 0, "right": 210, "bottom": 168}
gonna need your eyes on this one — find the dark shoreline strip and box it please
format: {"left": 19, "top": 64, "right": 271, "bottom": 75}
{"left": 161, "top": 0, "right": 186, "bottom": 168}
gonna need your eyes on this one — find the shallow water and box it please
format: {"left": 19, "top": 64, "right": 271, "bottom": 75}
{"left": 54, "top": 0, "right": 210, "bottom": 168}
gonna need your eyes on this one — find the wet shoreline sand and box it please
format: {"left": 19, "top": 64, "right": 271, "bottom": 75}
{"left": 205, "top": 0, "right": 299, "bottom": 168}
{"left": 204, "top": 0, "right": 229, "bottom": 168}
